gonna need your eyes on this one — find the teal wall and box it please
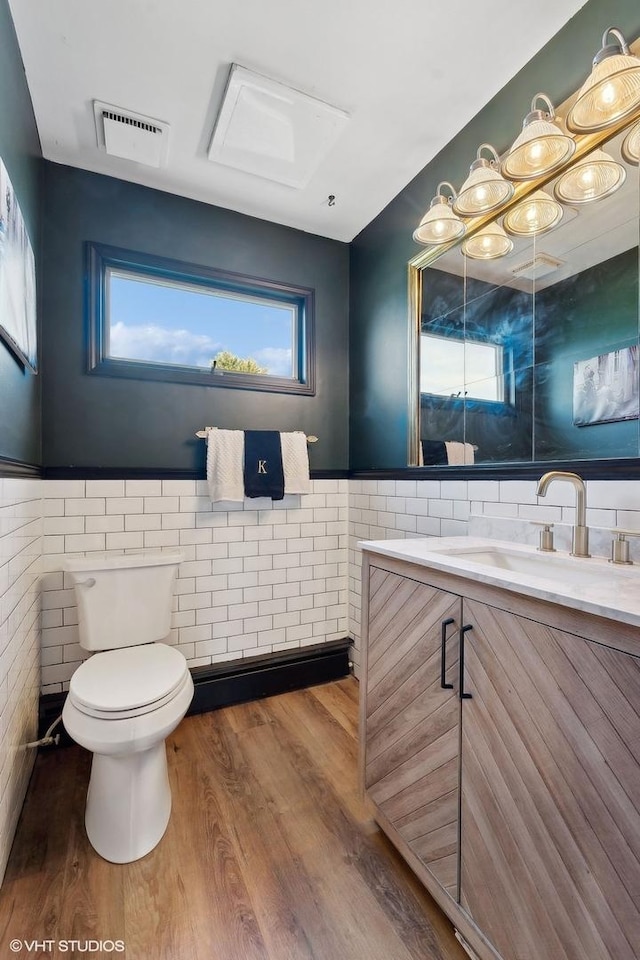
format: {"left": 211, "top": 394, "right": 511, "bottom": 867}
{"left": 41, "top": 165, "right": 350, "bottom": 472}
{"left": 0, "top": 0, "right": 42, "bottom": 467}
{"left": 534, "top": 247, "right": 639, "bottom": 460}
{"left": 349, "top": 0, "right": 640, "bottom": 470}
{"left": 7, "top": 0, "right": 640, "bottom": 474}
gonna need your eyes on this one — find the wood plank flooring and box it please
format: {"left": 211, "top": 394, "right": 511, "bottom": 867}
{"left": 0, "top": 678, "right": 466, "bottom": 960}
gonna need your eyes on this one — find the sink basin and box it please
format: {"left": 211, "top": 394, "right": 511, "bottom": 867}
{"left": 360, "top": 535, "right": 640, "bottom": 630}
{"left": 438, "top": 546, "right": 607, "bottom": 586}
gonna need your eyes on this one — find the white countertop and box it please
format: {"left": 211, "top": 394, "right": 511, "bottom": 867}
{"left": 359, "top": 536, "right": 640, "bottom": 629}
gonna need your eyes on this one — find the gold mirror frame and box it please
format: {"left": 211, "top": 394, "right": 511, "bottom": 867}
{"left": 408, "top": 38, "right": 640, "bottom": 466}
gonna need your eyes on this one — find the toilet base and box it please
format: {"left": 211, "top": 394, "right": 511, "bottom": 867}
{"left": 85, "top": 741, "right": 171, "bottom": 863}
{"left": 62, "top": 667, "right": 194, "bottom": 863}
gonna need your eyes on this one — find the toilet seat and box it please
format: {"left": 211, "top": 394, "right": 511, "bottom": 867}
{"left": 69, "top": 643, "right": 189, "bottom": 720}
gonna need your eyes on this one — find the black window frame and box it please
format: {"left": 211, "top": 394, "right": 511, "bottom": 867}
{"left": 86, "top": 242, "right": 316, "bottom": 395}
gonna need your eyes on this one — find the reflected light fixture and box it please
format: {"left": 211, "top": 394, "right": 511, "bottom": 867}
{"left": 462, "top": 222, "right": 513, "bottom": 260}
{"left": 621, "top": 119, "right": 640, "bottom": 164}
{"left": 502, "top": 94, "right": 575, "bottom": 180}
{"left": 554, "top": 148, "right": 626, "bottom": 203}
{"left": 453, "top": 144, "right": 514, "bottom": 216}
{"left": 413, "top": 181, "right": 466, "bottom": 244}
{"left": 503, "top": 189, "right": 564, "bottom": 237}
{"left": 567, "top": 27, "right": 640, "bottom": 133}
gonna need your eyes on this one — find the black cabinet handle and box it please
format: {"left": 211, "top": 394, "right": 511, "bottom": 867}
{"left": 459, "top": 624, "right": 473, "bottom": 700}
{"left": 440, "top": 617, "right": 455, "bottom": 689}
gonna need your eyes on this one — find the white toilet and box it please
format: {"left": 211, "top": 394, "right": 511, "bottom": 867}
{"left": 62, "top": 550, "right": 194, "bottom": 864}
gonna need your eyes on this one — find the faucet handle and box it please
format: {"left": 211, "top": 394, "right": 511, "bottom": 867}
{"left": 610, "top": 528, "right": 640, "bottom": 565}
{"left": 530, "top": 521, "right": 555, "bottom": 553}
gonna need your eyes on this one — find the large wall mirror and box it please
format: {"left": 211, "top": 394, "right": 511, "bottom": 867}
{"left": 409, "top": 32, "right": 640, "bottom": 474}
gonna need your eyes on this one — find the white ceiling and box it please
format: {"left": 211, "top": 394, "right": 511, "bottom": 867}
{"left": 9, "top": 0, "right": 589, "bottom": 242}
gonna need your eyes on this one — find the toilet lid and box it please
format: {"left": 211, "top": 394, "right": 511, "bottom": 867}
{"left": 69, "top": 643, "right": 188, "bottom": 715}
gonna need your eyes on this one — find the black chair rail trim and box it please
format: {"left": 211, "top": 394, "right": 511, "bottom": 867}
{"left": 0, "top": 456, "right": 42, "bottom": 479}
{"left": 43, "top": 466, "right": 349, "bottom": 480}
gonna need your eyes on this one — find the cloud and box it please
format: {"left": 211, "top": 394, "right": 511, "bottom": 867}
{"left": 110, "top": 322, "right": 221, "bottom": 369}
{"left": 110, "top": 322, "right": 293, "bottom": 377}
{"left": 252, "top": 347, "right": 293, "bottom": 377}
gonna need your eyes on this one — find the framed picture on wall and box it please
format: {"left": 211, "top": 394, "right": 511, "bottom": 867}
{"left": 0, "top": 157, "right": 37, "bottom": 373}
{"left": 573, "top": 345, "right": 639, "bottom": 427}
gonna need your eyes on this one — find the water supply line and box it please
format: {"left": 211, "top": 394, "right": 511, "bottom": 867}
{"left": 25, "top": 714, "right": 63, "bottom": 749}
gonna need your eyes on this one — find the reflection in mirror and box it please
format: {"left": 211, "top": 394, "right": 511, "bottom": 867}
{"left": 417, "top": 124, "right": 639, "bottom": 467}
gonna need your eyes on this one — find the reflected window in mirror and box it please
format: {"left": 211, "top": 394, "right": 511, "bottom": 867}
{"left": 420, "top": 333, "right": 505, "bottom": 402}
{"left": 419, "top": 263, "right": 534, "bottom": 464}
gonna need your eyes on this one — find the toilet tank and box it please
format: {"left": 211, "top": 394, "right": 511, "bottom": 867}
{"left": 64, "top": 551, "right": 183, "bottom": 651}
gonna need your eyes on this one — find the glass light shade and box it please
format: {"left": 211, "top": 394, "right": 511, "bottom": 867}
{"left": 622, "top": 120, "right": 640, "bottom": 164}
{"left": 502, "top": 95, "right": 575, "bottom": 180}
{"left": 453, "top": 145, "right": 514, "bottom": 216}
{"left": 553, "top": 148, "right": 626, "bottom": 203}
{"left": 462, "top": 223, "right": 513, "bottom": 260}
{"left": 567, "top": 29, "right": 640, "bottom": 133}
{"left": 413, "top": 195, "right": 465, "bottom": 245}
{"left": 503, "top": 190, "right": 564, "bottom": 237}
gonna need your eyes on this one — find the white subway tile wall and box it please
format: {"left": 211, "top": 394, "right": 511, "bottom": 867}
{"left": 0, "top": 477, "right": 42, "bottom": 880}
{"left": 15, "top": 471, "right": 640, "bottom": 695}
{"left": 0, "top": 469, "right": 638, "bottom": 884}
{"left": 348, "top": 478, "right": 640, "bottom": 676}
{"left": 40, "top": 479, "right": 349, "bottom": 694}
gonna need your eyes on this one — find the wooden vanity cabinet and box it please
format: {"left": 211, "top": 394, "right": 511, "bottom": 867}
{"left": 363, "top": 563, "right": 461, "bottom": 896}
{"left": 360, "top": 552, "right": 640, "bottom": 960}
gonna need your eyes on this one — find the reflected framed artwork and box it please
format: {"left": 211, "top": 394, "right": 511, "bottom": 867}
{"left": 0, "top": 158, "right": 37, "bottom": 372}
{"left": 573, "top": 346, "right": 639, "bottom": 426}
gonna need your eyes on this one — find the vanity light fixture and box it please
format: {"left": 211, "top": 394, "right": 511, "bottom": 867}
{"left": 461, "top": 222, "right": 513, "bottom": 260}
{"left": 503, "top": 189, "right": 564, "bottom": 237}
{"left": 453, "top": 144, "right": 514, "bottom": 217}
{"left": 566, "top": 27, "right": 640, "bottom": 133}
{"left": 502, "top": 94, "right": 575, "bottom": 180}
{"left": 413, "top": 181, "right": 466, "bottom": 244}
{"left": 621, "top": 119, "right": 640, "bottom": 164}
{"left": 553, "top": 147, "right": 626, "bottom": 204}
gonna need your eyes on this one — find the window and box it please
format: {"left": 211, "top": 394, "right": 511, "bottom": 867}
{"left": 420, "top": 332, "right": 505, "bottom": 403}
{"left": 87, "top": 243, "right": 315, "bottom": 394}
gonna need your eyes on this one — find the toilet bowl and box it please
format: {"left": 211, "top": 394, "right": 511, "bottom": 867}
{"left": 62, "top": 551, "right": 193, "bottom": 864}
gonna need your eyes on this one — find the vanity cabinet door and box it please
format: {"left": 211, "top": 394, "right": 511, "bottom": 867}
{"left": 459, "top": 597, "right": 640, "bottom": 960}
{"left": 364, "top": 565, "right": 461, "bottom": 896}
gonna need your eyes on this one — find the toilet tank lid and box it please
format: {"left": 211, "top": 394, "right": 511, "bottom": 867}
{"left": 64, "top": 550, "right": 184, "bottom": 572}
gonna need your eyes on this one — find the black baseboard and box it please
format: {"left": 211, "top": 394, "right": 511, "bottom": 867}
{"left": 189, "top": 637, "right": 352, "bottom": 714}
{"left": 39, "top": 639, "right": 353, "bottom": 746}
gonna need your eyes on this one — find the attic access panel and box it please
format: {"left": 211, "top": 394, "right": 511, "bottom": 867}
{"left": 208, "top": 64, "right": 349, "bottom": 188}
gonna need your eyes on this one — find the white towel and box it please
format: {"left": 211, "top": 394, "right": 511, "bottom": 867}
{"left": 206, "top": 429, "right": 245, "bottom": 502}
{"left": 444, "top": 441, "right": 465, "bottom": 465}
{"left": 280, "top": 431, "right": 311, "bottom": 494}
{"left": 463, "top": 442, "right": 475, "bottom": 465}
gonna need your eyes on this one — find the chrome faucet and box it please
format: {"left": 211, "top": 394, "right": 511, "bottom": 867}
{"left": 535, "top": 471, "right": 590, "bottom": 558}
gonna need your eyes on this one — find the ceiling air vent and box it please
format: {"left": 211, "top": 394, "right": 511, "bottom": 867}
{"left": 93, "top": 101, "right": 170, "bottom": 168}
{"left": 511, "top": 252, "right": 564, "bottom": 280}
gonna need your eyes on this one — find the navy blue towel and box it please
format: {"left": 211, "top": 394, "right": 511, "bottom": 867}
{"left": 243, "top": 431, "right": 285, "bottom": 500}
{"left": 421, "top": 440, "right": 447, "bottom": 465}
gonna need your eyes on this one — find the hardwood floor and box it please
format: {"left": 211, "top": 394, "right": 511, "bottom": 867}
{"left": 0, "top": 678, "right": 466, "bottom": 960}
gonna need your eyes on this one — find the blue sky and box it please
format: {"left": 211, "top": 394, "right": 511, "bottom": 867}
{"left": 108, "top": 272, "right": 294, "bottom": 376}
